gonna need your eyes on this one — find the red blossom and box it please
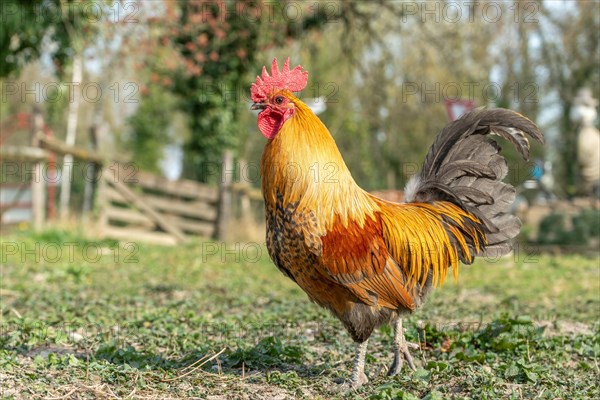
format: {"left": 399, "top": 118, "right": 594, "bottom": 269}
{"left": 214, "top": 29, "right": 226, "bottom": 40}
{"left": 197, "top": 33, "right": 209, "bottom": 47}
{"left": 190, "top": 65, "right": 202, "bottom": 76}
{"left": 194, "top": 52, "right": 206, "bottom": 63}
{"left": 185, "top": 42, "right": 197, "bottom": 52}
{"left": 190, "top": 12, "right": 204, "bottom": 24}
{"left": 236, "top": 48, "right": 247, "bottom": 59}
{"left": 165, "top": 58, "right": 178, "bottom": 71}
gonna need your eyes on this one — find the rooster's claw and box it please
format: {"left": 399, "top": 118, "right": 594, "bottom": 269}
{"left": 387, "top": 341, "right": 419, "bottom": 376}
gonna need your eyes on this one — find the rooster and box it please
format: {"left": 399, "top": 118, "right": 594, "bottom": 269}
{"left": 251, "top": 58, "right": 543, "bottom": 389}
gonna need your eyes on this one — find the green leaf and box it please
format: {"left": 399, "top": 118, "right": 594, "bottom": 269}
{"left": 412, "top": 367, "right": 430, "bottom": 381}
{"left": 422, "top": 390, "right": 445, "bottom": 400}
{"left": 426, "top": 361, "right": 449, "bottom": 371}
{"left": 524, "top": 369, "right": 538, "bottom": 383}
{"left": 504, "top": 363, "right": 520, "bottom": 379}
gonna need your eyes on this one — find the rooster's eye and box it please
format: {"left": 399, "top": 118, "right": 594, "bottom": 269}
{"left": 274, "top": 96, "right": 284, "bottom": 105}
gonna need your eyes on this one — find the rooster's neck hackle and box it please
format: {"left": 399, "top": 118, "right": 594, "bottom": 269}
{"left": 261, "top": 95, "right": 378, "bottom": 231}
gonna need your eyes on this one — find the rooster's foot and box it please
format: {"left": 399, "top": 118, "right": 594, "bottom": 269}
{"left": 339, "top": 370, "right": 368, "bottom": 391}
{"left": 387, "top": 340, "right": 419, "bottom": 376}
{"left": 387, "top": 318, "right": 419, "bottom": 376}
{"left": 338, "top": 339, "right": 369, "bottom": 391}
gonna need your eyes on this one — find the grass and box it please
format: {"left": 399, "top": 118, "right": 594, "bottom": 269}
{"left": 1, "top": 228, "right": 599, "bottom": 399}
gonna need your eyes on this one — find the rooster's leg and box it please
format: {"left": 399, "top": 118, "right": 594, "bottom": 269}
{"left": 387, "top": 318, "right": 419, "bottom": 376}
{"left": 343, "top": 340, "right": 369, "bottom": 389}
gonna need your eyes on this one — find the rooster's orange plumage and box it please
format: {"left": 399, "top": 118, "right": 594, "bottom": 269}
{"left": 252, "top": 58, "right": 544, "bottom": 388}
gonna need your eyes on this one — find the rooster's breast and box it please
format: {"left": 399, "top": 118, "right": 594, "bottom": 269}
{"left": 264, "top": 194, "right": 356, "bottom": 315}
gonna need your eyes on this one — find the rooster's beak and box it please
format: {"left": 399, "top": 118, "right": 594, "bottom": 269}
{"left": 251, "top": 103, "right": 266, "bottom": 110}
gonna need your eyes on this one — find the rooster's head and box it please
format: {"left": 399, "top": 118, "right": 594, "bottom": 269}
{"left": 251, "top": 57, "right": 308, "bottom": 139}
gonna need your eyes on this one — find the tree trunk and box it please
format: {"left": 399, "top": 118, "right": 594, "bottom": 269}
{"left": 30, "top": 107, "right": 46, "bottom": 231}
{"left": 59, "top": 54, "right": 82, "bottom": 221}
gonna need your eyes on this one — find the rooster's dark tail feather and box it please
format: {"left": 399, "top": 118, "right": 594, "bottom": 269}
{"left": 404, "top": 108, "right": 544, "bottom": 257}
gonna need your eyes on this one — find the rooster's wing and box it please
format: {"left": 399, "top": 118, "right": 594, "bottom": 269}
{"left": 311, "top": 201, "right": 485, "bottom": 311}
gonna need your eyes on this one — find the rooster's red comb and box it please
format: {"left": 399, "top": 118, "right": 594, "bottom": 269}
{"left": 251, "top": 57, "right": 308, "bottom": 103}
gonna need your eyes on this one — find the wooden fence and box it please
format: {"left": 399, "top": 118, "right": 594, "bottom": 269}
{"left": 0, "top": 183, "right": 32, "bottom": 225}
{"left": 0, "top": 112, "right": 49, "bottom": 229}
{"left": 0, "top": 111, "right": 261, "bottom": 244}
{"left": 99, "top": 168, "right": 220, "bottom": 245}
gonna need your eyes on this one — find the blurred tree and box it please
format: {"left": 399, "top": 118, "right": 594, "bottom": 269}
{"left": 153, "top": 0, "right": 412, "bottom": 182}
{"left": 126, "top": 84, "right": 176, "bottom": 173}
{"left": 493, "top": 0, "right": 599, "bottom": 195}
{"left": 0, "top": 0, "right": 102, "bottom": 78}
{"left": 153, "top": 0, "right": 337, "bottom": 181}
{"left": 310, "top": 2, "right": 500, "bottom": 189}
{"left": 1, "top": 0, "right": 107, "bottom": 219}
{"left": 536, "top": 1, "right": 599, "bottom": 196}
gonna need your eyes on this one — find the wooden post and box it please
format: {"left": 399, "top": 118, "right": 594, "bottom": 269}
{"left": 238, "top": 158, "right": 251, "bottom": 218}
{"left": 82, "top": 123, "right": 99, "bottom": 216}
{"left": 95, "top": 123, "right": 108, "bottom": 238}
{"left": 45, "top": 129, "right": 57, "bottom": 221}
{"left": 30, "top": 107, "right": 46, "bottom": 231}
{"left": 96, "top": 174, "right": 108, "bottom": 237}
{"left": 216, "top": 150, "right": 233, "bottom": 240}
